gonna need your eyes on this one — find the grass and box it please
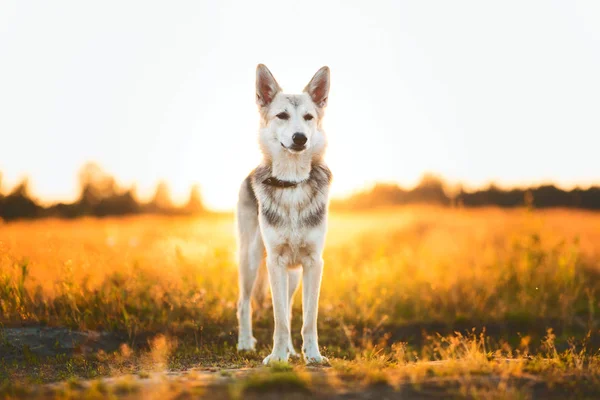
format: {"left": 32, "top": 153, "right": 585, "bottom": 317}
{"left": 1, "top": 206, "right": 600, "bottom": 397}
{"left": 1, "top": 332, "right": 600, "bottom": 398}
{"left": 230, "top": 365, "right": 311, "bottom": 398}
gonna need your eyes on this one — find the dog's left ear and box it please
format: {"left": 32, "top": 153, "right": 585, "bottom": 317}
{"left": 304, "top": 66, "right": 330, "bottom": 108}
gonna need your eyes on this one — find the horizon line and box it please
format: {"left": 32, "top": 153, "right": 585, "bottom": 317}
{"left": 2, "top": 168, "right": 599, "bottom": 212}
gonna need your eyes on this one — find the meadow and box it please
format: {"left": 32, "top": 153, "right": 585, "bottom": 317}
{"left": 2, "top": 206, "right": 600, "bottom": 399}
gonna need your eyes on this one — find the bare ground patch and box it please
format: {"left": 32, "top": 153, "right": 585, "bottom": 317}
{"left": 0, "top": 326, "right": 123, "bottom": 362}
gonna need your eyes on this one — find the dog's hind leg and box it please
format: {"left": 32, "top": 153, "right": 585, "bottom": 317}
{"left": 287, "top": 269, "right": 301, "bottom": 357}
{"left": 252, "top": 257, "right": 269, "bottom": 309}
{"left": 237, "top": 228, "right": 264, "bottom": 352}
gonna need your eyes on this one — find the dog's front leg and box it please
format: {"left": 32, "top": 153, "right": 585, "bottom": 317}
{"left": 301, "top": 256, "right": 328, "bottom": 364}
{"left": 263, "top": 256, "right": 290, "bottom": 365}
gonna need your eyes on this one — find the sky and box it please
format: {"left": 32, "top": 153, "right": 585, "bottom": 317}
{"left": 1, "top": 1, "right": 599, "bottom": 211}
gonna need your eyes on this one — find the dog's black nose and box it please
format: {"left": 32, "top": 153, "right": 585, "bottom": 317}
{"left": 292, "top": 133, "right": 307, "bottom": 146}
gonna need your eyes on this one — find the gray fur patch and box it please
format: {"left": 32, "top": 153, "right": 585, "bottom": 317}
{"left": 247, "top": 163, "right": 332, "bottom": 227}
{"left": 244, "top": 175, "right": 258, "bottom": 211}
{"left": 261, "top": 204, "right": 284, "bottom": 226}
{"left": 302, "top": 203, "right": 326, "bottom": 227}
{"left": 309, "top": 164, "right": 332, "bottom": 191}
{"left": 286, "top": 96, "right": 301, "bottom": 108}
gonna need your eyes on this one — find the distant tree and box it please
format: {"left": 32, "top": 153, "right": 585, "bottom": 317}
{"left": 150, "top": 181, "right": 174, "bottom": 212}
{"left": 95, "top": 188, "right": 139, "bottom": 216}
{"left": 417, "top": 173, "right": 445, "bottom": 189}
{"left": 0, "top": 178, "right": 42, "bottom": 220}
{"left": 573, "top": 186, "right": 600, "bottom": 210}
{"left": 410, "top": 173, "right": 450, "bottom": 205}
{"left": 445, "top": 183, "right": 463, "bottom": 207}
{"left": 184, "top": 184, "right": 204, "bottom": 214}
{"left": 77, "top": 162, "right": 118, "bottom": 207}
{"left": 524, "top": 190, "right": 534, "bottom": 209}
{"left": 10, "top": 179, "right": 29, "bottom": 197}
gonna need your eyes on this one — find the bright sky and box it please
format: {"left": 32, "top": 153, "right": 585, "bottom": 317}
{"left": 1, "top": 1, "right": 599, "bottom": 211}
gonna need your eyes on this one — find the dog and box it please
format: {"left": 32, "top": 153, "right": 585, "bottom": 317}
{"left": 236, "top": 64, "right": 331, "bottom": 365}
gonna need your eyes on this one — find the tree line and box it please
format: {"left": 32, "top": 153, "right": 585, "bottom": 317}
{"left": 330, "top": 174, "right": 600, "bottom": 211}
{"left": 2, "top": 167, "right": 599, "bottom": 221}
{"left": 0, "top": 163, "right": 205, "bottom": 221}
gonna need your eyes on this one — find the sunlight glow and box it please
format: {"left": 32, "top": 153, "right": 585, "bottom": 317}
{"left": 1, "top": 1, "right": 599, "bottom": 211}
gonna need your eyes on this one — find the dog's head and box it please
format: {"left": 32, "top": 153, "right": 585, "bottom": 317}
{"left": 255, "top": 64, "right": 330, "bottom": 159}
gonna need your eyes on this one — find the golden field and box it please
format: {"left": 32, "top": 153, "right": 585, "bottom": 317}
{"left": 2, "top": 206, "right": 600, "bottom": 399}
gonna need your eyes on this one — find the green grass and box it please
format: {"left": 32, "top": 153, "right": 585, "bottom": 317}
{"left": 232, "top": 368, "right": 311, "bottom": 397}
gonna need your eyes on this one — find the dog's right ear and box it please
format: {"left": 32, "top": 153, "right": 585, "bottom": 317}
{"left": 256, "top": 64, "right": 281, "bottom": 108}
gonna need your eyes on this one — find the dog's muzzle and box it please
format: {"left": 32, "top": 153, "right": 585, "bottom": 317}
{"left": 281, "top": 142, "right": 307, "bottom": 153}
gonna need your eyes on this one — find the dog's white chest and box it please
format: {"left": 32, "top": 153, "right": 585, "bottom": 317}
{"left": 259, "top": 186, "right": 327, "bottom": 265}
{"left": 249, "top": 162, "right": 331, "bottom": 267}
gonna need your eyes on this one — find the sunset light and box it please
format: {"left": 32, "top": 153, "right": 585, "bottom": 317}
{"left": 3, "top": 2, "right": 600, "bottom": 398}
{"left": 2, "top": 1, "right": 600, "bottom": 211}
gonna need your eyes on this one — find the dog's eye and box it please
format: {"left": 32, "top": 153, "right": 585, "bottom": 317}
{"left": 276, "top": 112, "right": 290, "bottom": 120}
{"left": 303, "top": 114, "right": 314, "bottom": 121}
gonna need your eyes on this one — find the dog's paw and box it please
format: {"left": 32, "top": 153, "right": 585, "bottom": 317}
{"left": 237, "top": 336, "right": 257, "bottom": 352}
{"left": 304, "top": 354, "right": 329, "bottom": 365}
{"left": 303, "top": 347, "right": 329, "bottom": 365}
{"left": 262, "top": 350, "right": 289, "bottom": 365}
{"left": 288, "top": 347, "right": 300, "bottom": 358}
{"left": 288, "top": 341, "right": 300, "bottom": 358}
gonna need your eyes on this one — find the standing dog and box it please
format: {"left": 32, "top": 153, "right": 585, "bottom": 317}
{"left": 236, "top": 64, "right": 331, "bottom": 365}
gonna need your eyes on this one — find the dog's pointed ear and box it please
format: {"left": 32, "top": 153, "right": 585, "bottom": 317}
{"left": 304, "top": 66, "right": 330, "bottom": 108}
{"left": 256, "top": 64, "right": 281, "bottom": 107}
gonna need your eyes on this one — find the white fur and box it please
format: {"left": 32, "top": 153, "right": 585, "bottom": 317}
{"left": 236, "top": 64, "right": 331, "bottom": 365}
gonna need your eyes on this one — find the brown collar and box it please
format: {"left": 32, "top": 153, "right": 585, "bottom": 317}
{"left": 262, "top": 176, "right": 306, "bottom": 188}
